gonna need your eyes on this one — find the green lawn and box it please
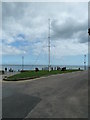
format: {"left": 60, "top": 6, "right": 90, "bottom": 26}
{"left": 4, "top": 69, "right": 82, "bottom": 81}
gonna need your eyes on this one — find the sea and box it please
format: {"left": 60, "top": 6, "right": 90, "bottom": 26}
{"left": 0, "top": 64, "right": 87, "bottom": 71}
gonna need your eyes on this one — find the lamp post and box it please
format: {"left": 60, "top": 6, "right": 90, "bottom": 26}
{"left": 84, "top": 55, "right": 86, "bottom": 70}
{"left": 22, "top": 56, "right": 24, "bottom": 70}
{"left": 48, "top": 18, "right": 51, "bottom": 72}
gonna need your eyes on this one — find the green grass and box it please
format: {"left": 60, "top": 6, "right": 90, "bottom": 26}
{"left": 4, "top": 69, "right": 82, "bottom": 81}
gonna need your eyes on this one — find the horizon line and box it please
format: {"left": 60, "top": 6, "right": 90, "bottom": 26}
{"left": 0, "top": 64, "right": 88, "bottom": 66}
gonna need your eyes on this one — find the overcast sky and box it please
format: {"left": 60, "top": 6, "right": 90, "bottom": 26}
{"left": 2, "top": 2, "right": 88, "bottom": 65}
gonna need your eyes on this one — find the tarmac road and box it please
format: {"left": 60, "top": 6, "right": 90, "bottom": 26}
{"left": 2, "top": 70, "right": 88, "bottom": 118}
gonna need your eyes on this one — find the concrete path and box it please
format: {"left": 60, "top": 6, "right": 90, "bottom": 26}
{"left": 2, "top": 71, "right": 88, "bottom": 119}
{"left": 2, "top": 72, "right": 20, "bottom": 79}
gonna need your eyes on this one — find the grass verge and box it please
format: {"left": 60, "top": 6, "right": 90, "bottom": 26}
{"left": 4, "top": 69, "right": 82, "bottom": 81}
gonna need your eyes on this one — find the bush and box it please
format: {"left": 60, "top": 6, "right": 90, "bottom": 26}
{"left": 61, "top": 67, "right": 66, "bottom": 71}
{"left": 21, "top": 70, "right": 30, "bottom": 72}
{"left": 35, "top": 68, "right": 39, "bottom": 72}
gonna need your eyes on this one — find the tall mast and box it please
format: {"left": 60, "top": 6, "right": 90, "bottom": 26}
{"left": 48, "top": 18, "right": 51, "bottom": 71}
{"left": 84, "top": 54, "right": 86, "bottom": 70}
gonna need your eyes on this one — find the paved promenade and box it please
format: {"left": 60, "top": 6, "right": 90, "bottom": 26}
{"left": 2, "top": 71, "right": 88, "bottom": 118}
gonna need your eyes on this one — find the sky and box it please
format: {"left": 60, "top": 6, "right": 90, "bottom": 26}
{"left": 1, "top": 2, "right": 88, "bottom": 65}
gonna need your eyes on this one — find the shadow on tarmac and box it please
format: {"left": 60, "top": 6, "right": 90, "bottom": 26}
{"left": 2, "top": 93, "right": 41, "bottom": 119}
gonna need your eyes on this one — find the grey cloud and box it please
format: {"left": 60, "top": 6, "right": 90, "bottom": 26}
{"left": 51, "top": 17, "right": 88, "bottom": 43}
{"left": 88, "top": 2, "right": 90, "bottom": 28}
{"left": 2, "top": 2, "right": 28, "bottom": 20}
{"left": 2, "top": 2, "right": 88, "bottom": 45}
{"left": 1, "top": 2, "right": 88, "bottom": 56}
{"left": 77, "top": 31, "right": 88, "bottom": 43}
